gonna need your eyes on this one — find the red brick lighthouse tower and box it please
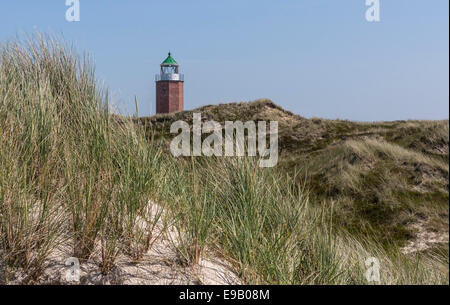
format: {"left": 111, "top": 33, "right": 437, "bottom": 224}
{"left": 155, "top": 52, "right": 184, "bottom": 114}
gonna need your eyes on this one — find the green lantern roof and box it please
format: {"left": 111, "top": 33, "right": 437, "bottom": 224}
{"left": 161, "top": 52, "right": 179, "bottom": 66}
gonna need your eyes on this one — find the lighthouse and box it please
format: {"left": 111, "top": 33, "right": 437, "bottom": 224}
{"left": 155, "top": 52, "right": 184, "bottom": 114}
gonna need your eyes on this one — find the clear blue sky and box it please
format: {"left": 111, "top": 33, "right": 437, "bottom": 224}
{"left": 1, "top": 0, "right": 448, "bottom": 121}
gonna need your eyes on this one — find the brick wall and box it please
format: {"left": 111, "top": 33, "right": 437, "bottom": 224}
{"left": 156, "top": 81, "right": 184, "bottom": 114}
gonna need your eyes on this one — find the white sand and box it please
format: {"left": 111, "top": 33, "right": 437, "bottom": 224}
{"left": 3, "top": 202, "right": 241, "bottom": 285}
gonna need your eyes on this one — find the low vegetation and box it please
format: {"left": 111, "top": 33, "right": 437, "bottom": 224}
{"left": 0, "top": 34, "right": 448, "bottom": 284}
{"left": 142, "top": 101, "right": 449, "bottom": 251}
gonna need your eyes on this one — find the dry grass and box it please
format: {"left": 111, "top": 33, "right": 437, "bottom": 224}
{"left": 346, "top": 138, "right": 448, "bottom": 171}
{"left": 0, "top": 33, "right": 448, "bottom": 284}
{"left": 0, "top": 33, "right": 162, "bottom": 281}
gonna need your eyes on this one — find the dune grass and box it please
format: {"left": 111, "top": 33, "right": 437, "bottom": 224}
{"left": 286, "top": 134, "right": 449, "bottom": 248}
{"left": 0, "top": 33, "right": 448, "bottom": 284}
{"left": 157, "top": 155, "right": 448, "bottom": 284}
{"left": 0, "top": 33, "right": 162, "bottom": 281}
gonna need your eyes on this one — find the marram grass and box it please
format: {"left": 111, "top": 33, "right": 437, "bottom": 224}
{"left": 0, "top": 33, "right": 448, "bottom": 284}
